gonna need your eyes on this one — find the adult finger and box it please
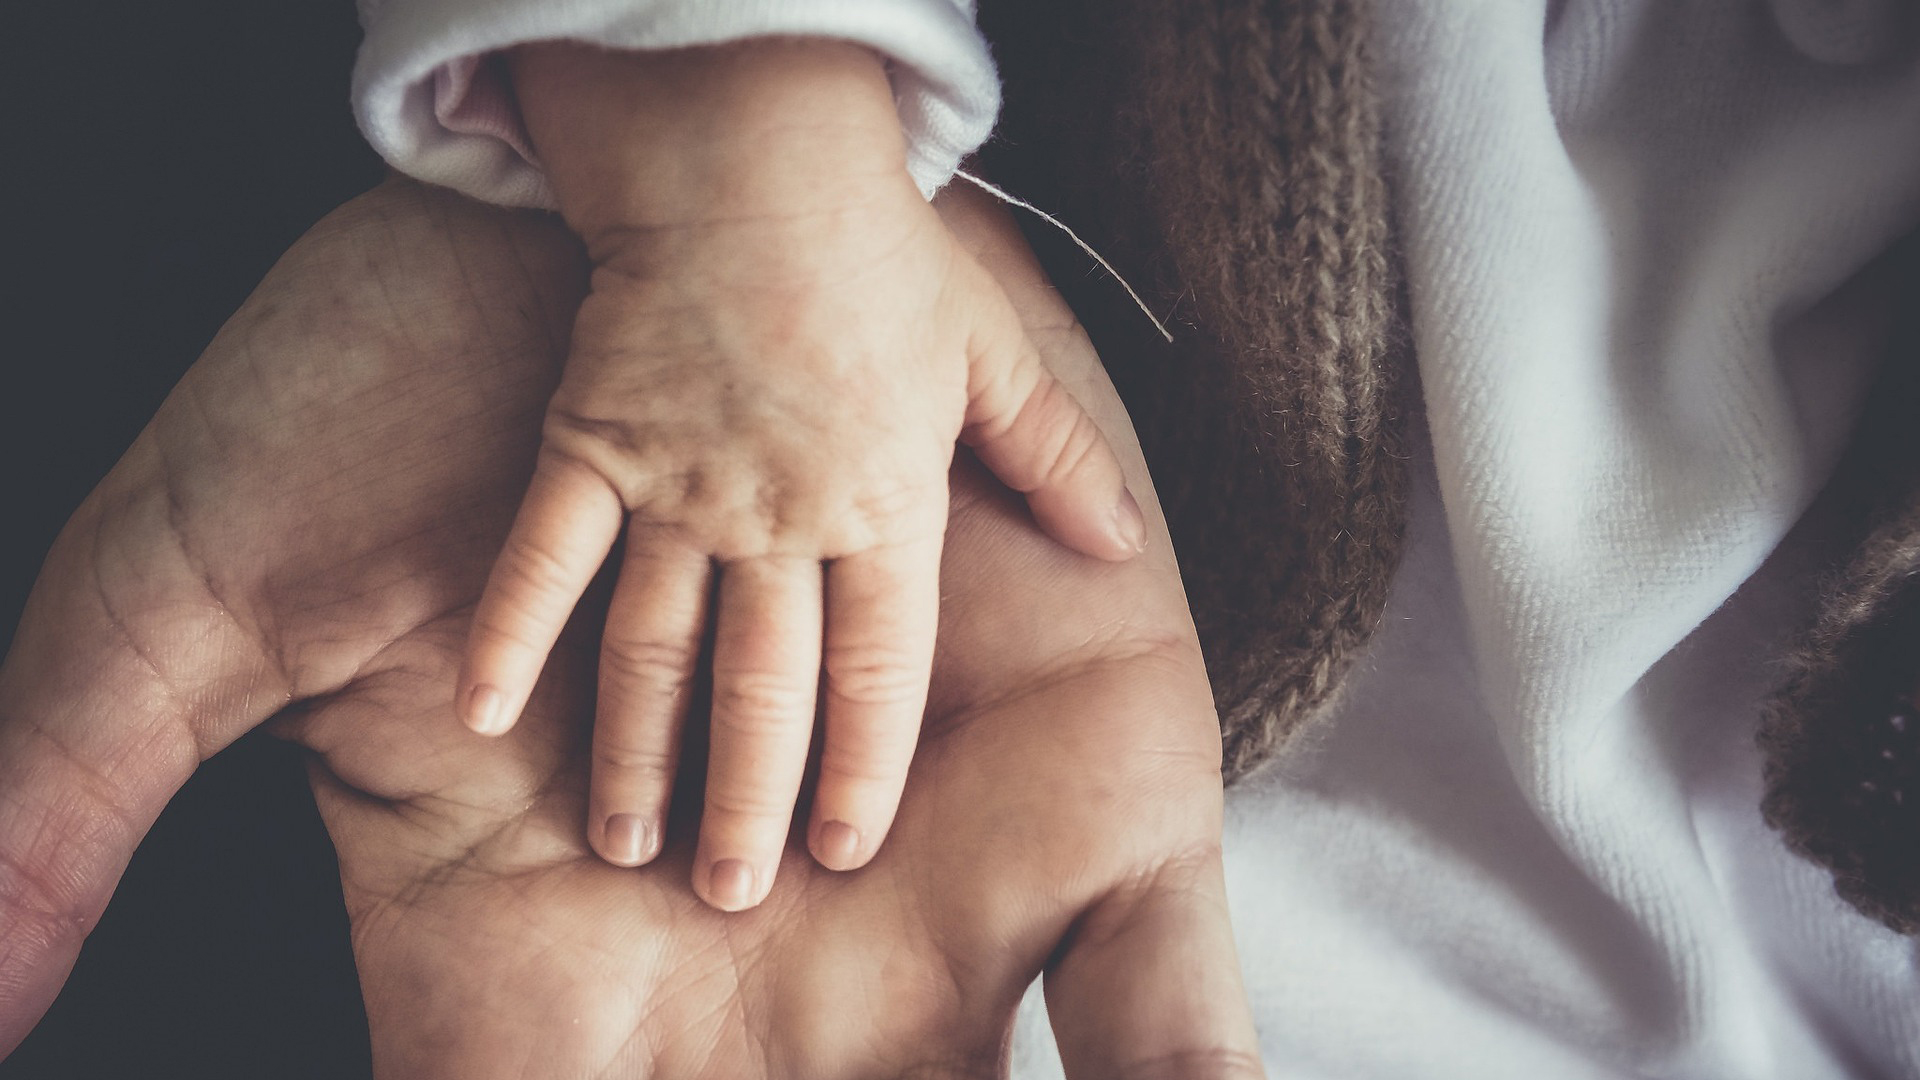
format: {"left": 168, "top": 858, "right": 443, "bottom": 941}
{"left": 459, "top": 449, "right": 623, "bottom": 737}
{"left": 961, "top": 281, "right": 1145, "bottom": 563}
{"left": 588, "top": 529, "right": 711, "bottom": 867}
{"left": 0, "top": 495, "right": 280, "bottom": 1055}
{"left": 694, "top": 555, "right": 823, "bottom": 911}
{"left": 809, "top": 536, "right": 942, "bottom": 871}
{"left": 1046, "top": 852, "right": 1266, "bottom": 1080}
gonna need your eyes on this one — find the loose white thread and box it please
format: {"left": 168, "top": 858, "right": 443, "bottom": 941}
{"left": 953, "top": 169, "right": 1175, "bottom": 343}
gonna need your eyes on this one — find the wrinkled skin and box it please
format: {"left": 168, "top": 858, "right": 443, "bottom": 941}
{"left": 0, "top": 179, "right": 1261, "bottom": 1077}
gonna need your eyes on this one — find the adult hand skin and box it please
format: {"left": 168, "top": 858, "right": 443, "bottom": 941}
{"left": 0, "top": 178, "right": 1261, "bottom": 1077}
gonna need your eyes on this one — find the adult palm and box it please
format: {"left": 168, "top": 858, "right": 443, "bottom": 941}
{"left": 0, "top": 179, "right": 1259, "bottom": 1077}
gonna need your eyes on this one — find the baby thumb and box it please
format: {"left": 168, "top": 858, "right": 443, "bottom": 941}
{"left": 960, "top": 293, "right": 1146, "bottom": 562}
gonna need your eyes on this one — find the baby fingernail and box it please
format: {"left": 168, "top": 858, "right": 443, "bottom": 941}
{"left": 1113, "top": 490, "right": 1148, "bottom": 554}
{"left": 815, "top": 820, "right": 862, "bottom": 870}
{"left": 603, "top": 814, "right": 651, "bottom": 866}
{"left": 707, "top": 859, "right": 758, "bottom": 911}
{"left": 466, "top": 684, "right": 506, "bottom": 734}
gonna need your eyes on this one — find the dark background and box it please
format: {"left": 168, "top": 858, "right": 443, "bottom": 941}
{"left": 3, "top": 2, "right": 386, "bottom": 1076}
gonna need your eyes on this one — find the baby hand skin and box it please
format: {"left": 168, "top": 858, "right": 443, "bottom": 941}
{"left": 461, "top": 37, "right": 1142, "bottom": 912}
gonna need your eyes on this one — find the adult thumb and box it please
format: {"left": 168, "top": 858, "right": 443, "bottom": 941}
{"left": 1045, "top": 851, "right": 1266, "bottom": 1080}
{"left": 0, "top": 462, "right": 284, "bottom": 1055}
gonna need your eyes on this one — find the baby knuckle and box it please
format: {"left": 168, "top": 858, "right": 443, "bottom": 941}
{"left": 823, "top": 646, "right": 926, "bottom": 707}
{"left": 1023, "top": 371, "right": 1075, "bottom": 419}
{"left": 542, "top": 405, "right": 642, "bottom": 458}
{"left": 594, "top": 740, "right": 675, "bottom": 779}
{"left": 1039, "top": 412, "right": 1106, "bottom": 489}
{"left": 850, "top": 482, "right": 927, "bottom": 529}
{"left": 965, "top": 363, "right": 1028, "bottom": 440}
{"left": 470, "top": 606, "right": 557, "bottom": 653}
{"left": 600, "top": 634, "right": 698, "bottom": 688}
{"left": 703, "top": 784, "right": 794, "bottom": 821}
{"left": 712, "top": 672, "right": 814, "bottom": 731}
{"left": 1011, "top": 370, "right": 1074, "bottom": 433}
{"left": 818, "top": 740, "right": 913, "bottom": 785}
{"left": 496, "top": 534, "right": 580, "bottom": 598}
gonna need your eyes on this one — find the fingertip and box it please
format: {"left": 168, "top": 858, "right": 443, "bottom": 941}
{"left": 463, "top": 682, "right": 515, "bottom": 736}
{"left": 810, "top": 818, "right": 868, "bottom": 872}
{"left": 1031, "top": 487, "right": 1148, "bottom": 563}
{"left": 595, "top": 813, "right": 659, "bottom": 868}
{"left": 699, "top": 858, "right": 766, "bottom": 913}
{"left": 1110, "top": 488, "right": 1149, "bottom": 559}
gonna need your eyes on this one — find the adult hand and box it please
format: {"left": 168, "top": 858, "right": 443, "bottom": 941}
{"left": 0, "top": 179, "right": 1260, "bottom": 1076}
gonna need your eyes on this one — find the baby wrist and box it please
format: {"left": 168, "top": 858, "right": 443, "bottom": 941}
{"left": 509, "top": 38, "right": 915, "bottom": 245}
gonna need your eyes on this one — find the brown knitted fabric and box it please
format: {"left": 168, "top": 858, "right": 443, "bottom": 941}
{"left": 977, "top": 0, "right": 1410, "bottom": 782}
{"left": 1758, "top": 241, "right": 1920, "bottom": 936}
{"left": 981, "top": 0, "right": 1920, "bottom": 932}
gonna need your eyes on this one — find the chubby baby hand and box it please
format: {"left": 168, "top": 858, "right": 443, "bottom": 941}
{"left": 456, "top": 38, "right": 1142, "bottom": 911}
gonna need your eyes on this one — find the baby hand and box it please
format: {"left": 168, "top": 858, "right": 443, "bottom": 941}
{"left": 457, "top": 39, "right": 1143, "bottom": 911}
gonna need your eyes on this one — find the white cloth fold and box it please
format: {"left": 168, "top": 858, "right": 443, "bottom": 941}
{"left": 351, "top": 0, "right": 999, "bottom": 206}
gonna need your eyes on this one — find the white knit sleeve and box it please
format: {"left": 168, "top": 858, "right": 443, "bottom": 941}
{"left": 350, "top": 0, "right": 997, "bottom": 208}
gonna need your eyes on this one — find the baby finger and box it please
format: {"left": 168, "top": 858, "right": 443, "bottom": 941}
{"left": 461, "top": 450, "right": 624, "bottom": 737}
{"left": 589, "top": 529, "right": 712, "bottom": 867}
{"left": 694, "top": 555, "right": 824, "bottom": 912}
{"left": 810, "top": 537, "right": 942, "bottom": 872}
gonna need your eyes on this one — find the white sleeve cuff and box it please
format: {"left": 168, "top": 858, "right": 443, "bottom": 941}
{"left": 351, "top": 0, "right": 999, "bottom": 208}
